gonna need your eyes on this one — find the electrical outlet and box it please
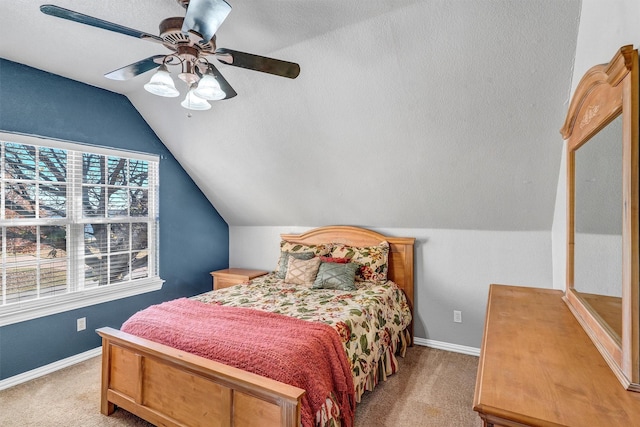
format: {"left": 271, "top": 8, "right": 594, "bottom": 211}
{"left": 77, "top": 317, "right": 86, "bottom": 332}
{"left": 453, "top": 310, "right": 462, "bottom": 323}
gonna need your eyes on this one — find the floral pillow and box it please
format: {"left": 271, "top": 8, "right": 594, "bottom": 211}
{"left": 276, "top": 241, "right": 331, "bottom": 273}
{"left": 285, "top": 256, "right": 321, "bottom": 286}
{"left": 329, "top": 241, "right": 390, "bottom": 282}
{"left": 319, "top": 256, "right": 349, "bottom": 264}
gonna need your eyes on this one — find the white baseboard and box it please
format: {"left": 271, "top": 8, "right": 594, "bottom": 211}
{"left": 0, "top": 347, "right": 102, "bottom": 391}
{"left": 413, "top": 337, "right": 480, "bottom": 357}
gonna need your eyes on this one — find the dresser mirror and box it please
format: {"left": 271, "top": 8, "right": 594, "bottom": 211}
{"left": 573, "top": 114, "right": 623, "bottom": 341}
{"left": 561, "top": 45, "right": 639, "bottom": 391}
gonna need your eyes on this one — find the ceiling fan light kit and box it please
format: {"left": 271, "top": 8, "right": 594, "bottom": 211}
{"left": 40, "top": 0, "right": 300, "bottom": 111}
{"left": 193, "top": 71, "right": 226, "bottom": 101}
{"left": 181, "top": 86, "right": 212, "bottom": 110}
{"left": 143, "top": 64, "right": 180, "bottom": 97}
{"left": 144, "top": 55, "right": 225, "bottom": 109}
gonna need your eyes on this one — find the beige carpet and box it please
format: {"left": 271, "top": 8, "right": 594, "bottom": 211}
{"left": 0, "top": 346, "right": 481, "bottom": 427}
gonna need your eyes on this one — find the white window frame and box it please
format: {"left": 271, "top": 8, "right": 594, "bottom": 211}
{"left": 0, "top": 132, "right": 163, "bottom": 327}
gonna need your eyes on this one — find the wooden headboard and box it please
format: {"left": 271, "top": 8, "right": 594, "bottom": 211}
{"left": 280, "top": 225, "right": 416, "bottom": 340}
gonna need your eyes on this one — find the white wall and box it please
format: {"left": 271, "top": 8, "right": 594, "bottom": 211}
{"left": 230, "top": 226, "right": 552, "bottom": 348}
{"left": 231, "top": 1, "right": 640, "bottom": 351}
{"left": 551, "top": 0, "right": 640, "bottom": 290}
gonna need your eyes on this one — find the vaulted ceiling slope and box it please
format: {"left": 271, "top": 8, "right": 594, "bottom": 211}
{"left": 0, "top": 0, "right": 581, "bottom": 230}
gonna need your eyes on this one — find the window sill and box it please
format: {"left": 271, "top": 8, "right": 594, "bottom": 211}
{"left": 0, "top": 277, "right": 164, "bottom": 327}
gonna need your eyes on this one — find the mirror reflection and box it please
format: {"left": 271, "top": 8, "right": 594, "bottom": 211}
{"left": 573, "top": 114, "right": 623, "bottom": 340}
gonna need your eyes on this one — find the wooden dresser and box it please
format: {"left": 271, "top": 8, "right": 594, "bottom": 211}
{"left": 473, "top": 284, "right": 640, "bottom": 426}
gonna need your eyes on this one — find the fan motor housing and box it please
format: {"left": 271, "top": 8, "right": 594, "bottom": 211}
{"left": 159, "top": 17, "right": 216, "bottom": 53}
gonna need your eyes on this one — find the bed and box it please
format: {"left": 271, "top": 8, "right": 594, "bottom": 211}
{"left": 96, "top": 225, "right": 415, "bottom": 427}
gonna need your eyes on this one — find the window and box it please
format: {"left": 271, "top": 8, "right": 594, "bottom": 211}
{"left": 0, "top": 133, "right": 163, "bottom": 326}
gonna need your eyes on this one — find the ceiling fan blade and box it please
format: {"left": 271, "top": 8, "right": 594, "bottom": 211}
{"left": 104, "top": 56, "right": 165, "bottom": 81}
{"left": 215, "top": 48, "right": 300, "bottom": 79}
{"left": 207, "top": 64, "right": 237, "bottom": 100}
{"left": 182, "top": 0, "right": 231, "bottom": 43}
{"left": 40, "top": 4, "right": 164, "bottom": 44}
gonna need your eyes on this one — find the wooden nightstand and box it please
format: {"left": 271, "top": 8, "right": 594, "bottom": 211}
{"left": 210, "top": 268, "right": 269, "bottom": 290}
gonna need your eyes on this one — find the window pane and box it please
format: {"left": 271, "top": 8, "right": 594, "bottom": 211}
{"left": 38, "top": 148, "right": 67, "bottom": 183}
{"left": 84, "top": 256, "right": 107, "bottom": 287}
{"left": 6, "top": 226, "right": 36, "bottom": 256}
{"left": 132, "top": 223, "right": 148, "bottom": 251}
{"left": 6, "top": 226, "right": 38, "bottom": 303}
{"left": 110, "top": 223, "right": 130, "bottom": 252}
{"left": 5, "top": 262, "right": 38, "bottom": 303}
{"left": 131, "top": 251, "right": 148, "bottom": 280}
{"left": 131, "top": 223, "right": 148, "bottom": 279}
{"left": 108, "top": 188, "right": 128, "bottom": 217}
{"left": 110, "top": 254, "right": 131, "bottom": 284}
{"left": 108, "top": 157, "right": 128, "bottom": 186}
{"left": 39, "top": 225, "right": 69, "bottom": 297}
{"left": 40, "top": 226, "right": 67, "bottom": 259}
{"left": 5, "top": 182, "right": 36, "bottom": 218}
{"left": 39, "top": 259, "right": 68, "bottom": 297}
{"left": 129, "top": 159, "right": 148, "bottom": 187}
{"left": 38, "top": 148, "right": 68, "bottom": 219}
{"left": 4, "top": 225, "right": 67, "bottom": 303}
{"left": 38, "top": 184, "right": 66, "bottom": 219}
{"left": 85, "top": 224, "right": 108, "bottom": 255}
{"left": 85, "top": 223, "right": 108, "bottom": 286}
{"left": 83, "top": 186, "right": 106, "bottom": 217}
{"left": 5, "top": 143, "right": 36, "bottom": 180}
{"left": 130, "top": 189, "right": 148, "bottom": 217}
{"left": 83, "top": 153, "right": 104, "bottom": 184}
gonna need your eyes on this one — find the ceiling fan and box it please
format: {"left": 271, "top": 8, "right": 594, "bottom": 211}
{"left": 40, "top": 0, "right": 301, "bottom": 110}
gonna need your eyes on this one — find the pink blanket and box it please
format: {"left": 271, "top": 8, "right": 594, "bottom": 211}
{"left": 121, "top": 298, "right": 355, "bottom": 427}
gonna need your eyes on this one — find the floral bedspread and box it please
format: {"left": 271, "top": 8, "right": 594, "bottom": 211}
{"left": 193, "top": 273, "right": 412, "bottom": 403}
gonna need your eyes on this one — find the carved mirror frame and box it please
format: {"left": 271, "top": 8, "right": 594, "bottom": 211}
{"left": 561, "top": 45, "right": 639, "bottom": 390}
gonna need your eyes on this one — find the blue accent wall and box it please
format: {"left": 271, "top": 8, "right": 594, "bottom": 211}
{"left": 0, "top": 59, "right": 229, "bottom": 380}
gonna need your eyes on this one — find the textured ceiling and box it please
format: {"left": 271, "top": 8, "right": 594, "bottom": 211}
{"left": 0, "top": 0, "right": 582, "bottom": 230}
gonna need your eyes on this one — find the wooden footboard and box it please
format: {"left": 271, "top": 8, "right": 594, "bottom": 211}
{"left": 97, "top": 327, "right": 305, "bottom": 427}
